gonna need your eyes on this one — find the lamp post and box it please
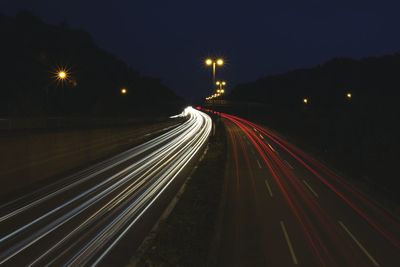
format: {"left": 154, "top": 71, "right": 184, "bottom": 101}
{"left": 46, "top": 68, "right": 70, "bottom": 115}
{"left": 216, "top": 81, "right": 226, "bottom": 94}
{"left": 205, "top": 58, "right": 224, "bottom": 85}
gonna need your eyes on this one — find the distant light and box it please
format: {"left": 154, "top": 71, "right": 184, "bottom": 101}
{"left": 216, "top": 58, "right": 224, "bottom": 66}
{"left": 53, "top": 66, "right": 72, "bottom": 87}
{"left": 205, "top": 58, "right": 213, "bottom": 66}
{"left": 347, "top": 93, "right": 352, "bottom": 99}
{"left": 216, "top": 81, "right": 220, "bottom": 85}
{"left": 58, "top": 71, "right": 67, "bottom": 79}
{"left": 121, "top": 88, "right": 127, "bottom": 94}
{"left": 222, "top": 81, "right": 226, "bottom": 86}
{"left": 303, "top": 98, "right": 308, "bottom": 104}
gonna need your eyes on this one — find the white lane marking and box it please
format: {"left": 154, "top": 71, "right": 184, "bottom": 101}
{"left": 254, "top": 128, "right": 258, "bottom": 132}
{"left": 280, "top": 221, "right": 298, "bottom": 265}
{"left": 264, "top": 180, "right": 273, "bottom": 197}
{"left": 338, "top": 221, "right": 380, "bottom": 266}
{"left": 259, "top": 134, "right": 264, "bottom": 139}
{"left": 284, "top": 160, "right": 294, "bottom": 169}
{"left": 302, "top": 180, "right": 319, "bottom": 198}
{"left": 267, "top": 143, "right": 275, "bottom": 151}
{"left": 267, "top": 143, "right": 279, "bottom": 155}
{"left": 256, "top": 160, "right": 262, "bottom": 169}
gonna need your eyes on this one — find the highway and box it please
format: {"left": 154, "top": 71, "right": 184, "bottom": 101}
{"left": 0, "top": 107, "right": 212, "bottom": 266}
{"left": 213, "top": 112, "right": 400, "bottom": 267}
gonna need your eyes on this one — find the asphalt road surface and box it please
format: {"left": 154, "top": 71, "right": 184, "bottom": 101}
{"left": 213, "top": 112, "right": 400, "bottom": 267}
{"left": 0, "top": 107, "right": 211, "bottom": 266}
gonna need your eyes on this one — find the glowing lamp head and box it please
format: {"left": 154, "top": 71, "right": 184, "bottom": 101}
{"left": 303, "top": 98, "right": 308, "bottom": 104}
{"left": 216, "top": 58, "right": 224, "bottom": 66}
{"left": 205, "top": 58, "right": 213, "bottom": 66}
{"left": 121, "top": 88, "right": 127, "bottom": 94}
{"left": 216, "top": 81, "right": 220, "bottom": 85}
{"left": 58, "top": 71, "right": 67, "bottom": 80}
{"left": 347, "top": 93, "right": 352, "bottom": 99}
{"left": 222, "top": 81, "right": 226, "bottom": 86}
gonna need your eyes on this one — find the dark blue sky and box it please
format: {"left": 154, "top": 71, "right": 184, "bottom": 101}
{"left": 2, "top": 0, "right": 400, "bottom": 100}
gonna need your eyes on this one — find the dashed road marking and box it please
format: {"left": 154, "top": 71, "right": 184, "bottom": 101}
{"left": 280, "top": 221, "right": 298, "bottom": 265}
{"left": 267, "top": 143, "right": 279, "bottom": 155}
{"left": 302, "top": 180, "right": 319, "bottom": 198}
{"left": 267, "top": 143, "right": 275, "bottom": 151}
{"left": 338, "top": 221, "right": 380, "bottom": 266}
{"left": 284, "top": 160, "right": 294, "bottom": 169}
{"left": 256, "top": 160, "right": 262, "bottom": 169}
{"left": 265, "top": 180, "right": 273, "bottom": 197}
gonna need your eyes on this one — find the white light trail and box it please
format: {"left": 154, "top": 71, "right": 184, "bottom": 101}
{"left": 0, "top": 107, "right": 212, "bottom": 266}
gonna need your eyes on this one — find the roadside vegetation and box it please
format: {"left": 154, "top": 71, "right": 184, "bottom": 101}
{"left": 0, "top": 12, "right": 183, "bottom": 118}
{"left": 228, "top": 54, "right": 400, "bottom": 208}
{"left": 136, "top": 116, "right": 226, "bottom": 267}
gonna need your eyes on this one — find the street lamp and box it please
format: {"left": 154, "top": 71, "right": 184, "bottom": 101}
{"left": 48, "top": 67, "right": 71, "bottom": 115}
{"left": 53, "top": 67, "right": 72, "bottom": 89}
{"left": 346, "top": 92, "right": 352, "bottom": 99}
{"left": 205, "top": 57, "right": 224, "bottom": 84}
{"left": 303, "top": 98, "right": 308, "bottom": 104}
{"left": 216, "top": 80, "right": 226, "bottom": 94}
{"left": 58, "top": 71, "right": 67, "bottom": 80}
{"left": 121, "top": 88, "right": 127, "bottom": 95}
{"left": 54, "top": 68, "right": 69, "bottom": 84}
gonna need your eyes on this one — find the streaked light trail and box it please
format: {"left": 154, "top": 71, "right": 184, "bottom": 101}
{"left": 215, "top": 111, "right": 400, "bottom": 266}
{"left": 0, "top": 107, "right": 211, "bottom": 266}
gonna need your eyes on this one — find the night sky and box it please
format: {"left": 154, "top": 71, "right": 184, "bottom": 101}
{"left": 2, "top": 0, "right": 400, "bottom": 100}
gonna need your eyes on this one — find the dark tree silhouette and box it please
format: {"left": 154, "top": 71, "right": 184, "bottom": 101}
{"left": 0, "top": 11, "right": 183, "bottom": 117}
{"left": 228, "top": 54, "right": 400, "bottom": 203}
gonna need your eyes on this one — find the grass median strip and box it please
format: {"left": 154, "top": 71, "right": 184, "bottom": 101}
{"left": 134, "top": 119, "right": 227, "bottom": 267}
